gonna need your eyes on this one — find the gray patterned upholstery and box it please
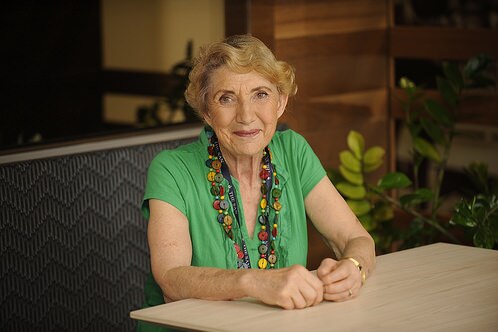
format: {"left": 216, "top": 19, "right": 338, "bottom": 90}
{"left": 0, "top": 137, "right": 195, "bottom": 331}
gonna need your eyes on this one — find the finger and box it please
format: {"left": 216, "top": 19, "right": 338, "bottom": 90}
{"left": 323, "top": 278, "right": 355, "bottom": 296}
{"left": 316, "top": 258, "right": 338, "bottom": 280}
{"left": 290, "top": 292, "right": 307, "bottom": 309}
{"left": 323, "top": 287, "right": 355, "bottom": 302}
{"left": 321, "top": 260, "right": 357, "bottom": 285}
{"left": 298, "top": 278, "right": 323, "bottom": 307}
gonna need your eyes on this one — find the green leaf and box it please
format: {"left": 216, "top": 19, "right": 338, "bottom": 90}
{"left": 442, "top": 62, "right": 464, "bottom": 91}
{"left": 347, "top": 131, "right": 365, "bottom": 160}
{"left": 346, "top": 199, "right": 371, "bottom": 216}
{"left": 336, "top": 182, "right": 367, "bottom": 199}
{"left": 413, "top": 137, "right": 442, "bottom": 163}
{"left": 363, "top": 159, "right": 383, "bottom": 173}
{"left": 420, "top": 118, "right": 445, "bottom": 145}
{"left": 377, "top": 172, "right": 412, "bottom": 190}
{"left": 437, "top": 76, "right": 458, "bottom": 108}
{"left": 400, "top": 188, "right": 433, "bottom": 208}
{"left": 424, "top": 99, "right": 452, "bottom": 127}
{"left": 363, "top": 146, "right": 385, "bottom": 166}
{"left": 339, "top": 150, "right": 361, "bottom": 172}
{"left": 473, "top": 227, "right": 495, "bottom": 249}
{"left": 399, "top": 77, "right": 416, "bottom": 95}
{"left": 463, "top": 54, "right": 492, "bottom": 79}
{"left": 400, "top": 77, "right": 415, "bottom": 89}
{"left": 451, "top": 198, "right": 477, "bottom": 227}
{"left": 339, "top": 165, "right": 364, "bottom": 185}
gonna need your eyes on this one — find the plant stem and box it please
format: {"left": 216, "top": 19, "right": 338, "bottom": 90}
{"left": 372, "top": 187, "right": 461, "bottom": 244}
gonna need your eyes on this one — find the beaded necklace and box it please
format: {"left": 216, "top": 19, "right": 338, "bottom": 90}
{"left": 205, "top": 130, "right": 282, "bottom": 269}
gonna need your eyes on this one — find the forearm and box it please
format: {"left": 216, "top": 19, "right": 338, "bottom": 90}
{"left": 155, "top": 264, "right": 324, "bottom": 309}
{"left": 156, "top": 265, "right": 253, "bottom": 302}
{"left": 338, "top": 235, "right": 376, "bottom": 280}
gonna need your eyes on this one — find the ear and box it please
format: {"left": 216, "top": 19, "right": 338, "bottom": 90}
{"left": 202, "top": 111, "right": 213, "bottom": 127}
{"left": 277, "top": 94, "right": 289, "bottom": 118}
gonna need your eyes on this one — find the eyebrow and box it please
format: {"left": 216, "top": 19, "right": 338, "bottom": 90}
{"left": 213, "top": 85, "right": 273, "bottom": 97}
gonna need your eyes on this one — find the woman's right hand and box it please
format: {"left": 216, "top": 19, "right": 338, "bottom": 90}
{"left": 243, "top": 265, "right": 324, "bottom": 309}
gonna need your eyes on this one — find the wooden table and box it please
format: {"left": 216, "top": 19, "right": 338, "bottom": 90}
{"left": 130, "top": 243, "right": 498, "bottom": 331}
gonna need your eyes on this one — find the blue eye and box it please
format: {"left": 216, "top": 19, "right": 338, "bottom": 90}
{"left": 256, "top": 91, "right": 269, "bottom": 99}
{"left": 219, "top": 95, "right": 233, "bottom": 104}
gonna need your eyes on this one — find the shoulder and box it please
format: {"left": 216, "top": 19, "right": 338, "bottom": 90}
{"left": 148, "top": 139, "right": 204, "bottom": 174}
{"left": 271, "top": 129, "right": 312, "bottom": 151}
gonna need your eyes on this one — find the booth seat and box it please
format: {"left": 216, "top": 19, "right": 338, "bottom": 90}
{"left": 0, "top": 126, "right": 201, "bottom": 331}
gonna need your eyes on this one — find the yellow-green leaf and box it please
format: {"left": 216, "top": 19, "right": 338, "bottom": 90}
{"left": 347, "top": 130, "right": 364, "bottom": 160}
{"left": 339, "top": 150, "right": 361, "bottom": 172}
{"left": 413, "top": 137, "right": 442, "bottom": 162}
{"left": 363, "top": 159, "right": 383, "bottom": 173}
{"left": 363, "top": 146, "right": 385, "bottom": 166}
{"left": 339, "top": 165, "right": 364, "bottom": 185}
{"left": 347, "top": 199, "right": 371, "bottom": 216}
{"left": 336, "top": 182, "right": 366, "bottom": 199}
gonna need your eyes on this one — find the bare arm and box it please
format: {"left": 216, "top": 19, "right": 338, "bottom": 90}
{"left": 147, "top": 198, "right": 323, "bottom": 308}
{"left": 304, "top": 176, "right": 376, "bottom": 301}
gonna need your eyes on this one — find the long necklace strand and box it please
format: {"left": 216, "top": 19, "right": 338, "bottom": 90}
{"left": 205, "top": 132, "right": 282, "bottom": 269}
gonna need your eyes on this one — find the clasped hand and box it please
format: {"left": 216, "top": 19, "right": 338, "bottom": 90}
{"left": 254, "top": 259, "right": 362, "bottom": 309}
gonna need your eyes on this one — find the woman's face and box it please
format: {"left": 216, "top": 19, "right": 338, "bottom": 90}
{"left": 203, "top": 66, "right": 288, "bottom": 160}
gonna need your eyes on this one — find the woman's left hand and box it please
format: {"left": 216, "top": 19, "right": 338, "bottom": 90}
{"left": 316, "top": 258, "right": 362, "bottom": 302}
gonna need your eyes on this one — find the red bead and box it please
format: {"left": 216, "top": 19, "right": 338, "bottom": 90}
{"left": 258, "top": 231, "right": 269, "bottom": 241}
{"left": 272, "top": 227, "right": 278, "bottom": 237}
{"left": 259, "top": 169, "right": 270, "bottom": 179}
{"left": 219, "top": 186, "right": 225, "bottom": 196}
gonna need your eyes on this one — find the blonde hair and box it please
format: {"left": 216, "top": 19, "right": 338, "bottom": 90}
{"left": 185, "top": 34, "right": 297, "bottom": 116}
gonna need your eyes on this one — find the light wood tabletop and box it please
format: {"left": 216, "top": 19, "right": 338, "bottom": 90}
{"left": 130, "top": 243, "right": 498, "bottom": 331}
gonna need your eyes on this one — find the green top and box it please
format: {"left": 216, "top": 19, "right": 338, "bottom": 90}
{"left": 138, "top": 128, "right": 326, "bottom": 332}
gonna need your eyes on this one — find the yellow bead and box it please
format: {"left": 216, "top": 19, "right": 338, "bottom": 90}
{"left": 260, "top": 198, "right": 267, "bottom": 209}
{"left": 207, "top": 171, "right": 216, "bottom": 181}
{"left": 258, "top": 258, "right": 268, "bottom": 269}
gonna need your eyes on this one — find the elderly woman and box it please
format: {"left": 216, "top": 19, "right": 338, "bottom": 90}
{"left": 140, "top": 34, "right": 375, "bottom": 331}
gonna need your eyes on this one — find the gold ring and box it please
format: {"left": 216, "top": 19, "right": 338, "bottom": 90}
{"left": 348, "top": 289, "right": 353, "bottom": 297}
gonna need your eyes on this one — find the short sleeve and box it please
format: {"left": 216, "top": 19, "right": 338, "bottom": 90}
{"left": 275, "top": 130, "right": 326, "bottom": 198}
{"left": 141, "top": 151, "right": 187, "bottom": 220}
{"left": 295, "top": 133, "right": 326, "bottom": 197}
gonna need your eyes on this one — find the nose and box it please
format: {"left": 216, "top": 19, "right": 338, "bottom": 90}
{"left": 235, "top": 99, "right": 255, "bottom": 124}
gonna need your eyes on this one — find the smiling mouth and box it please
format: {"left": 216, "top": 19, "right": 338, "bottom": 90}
{"left": 233, "top": 129, "right": 261, "bottom": 137}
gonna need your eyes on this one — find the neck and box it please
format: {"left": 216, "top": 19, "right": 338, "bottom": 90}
{"left": 219, "top": 146, "right": 263, "bottom": 188}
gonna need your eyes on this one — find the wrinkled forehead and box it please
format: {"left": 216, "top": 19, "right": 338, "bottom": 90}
{"left": 208, "top": 67, "right": 277, "bottom": 95}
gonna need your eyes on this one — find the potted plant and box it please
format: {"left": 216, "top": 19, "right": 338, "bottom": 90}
{"left": 329, "top": 55, "right": 497, "bottom": 253}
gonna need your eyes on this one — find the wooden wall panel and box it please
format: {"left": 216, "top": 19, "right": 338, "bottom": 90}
{"left": 274, "top": 0, "right": 387, "bottom": 38}
{"left": 391, "top": 27, "right": 498, "bottom": 60}
{"left": 249, "top": 0, "right": 390, "bottom": 268}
